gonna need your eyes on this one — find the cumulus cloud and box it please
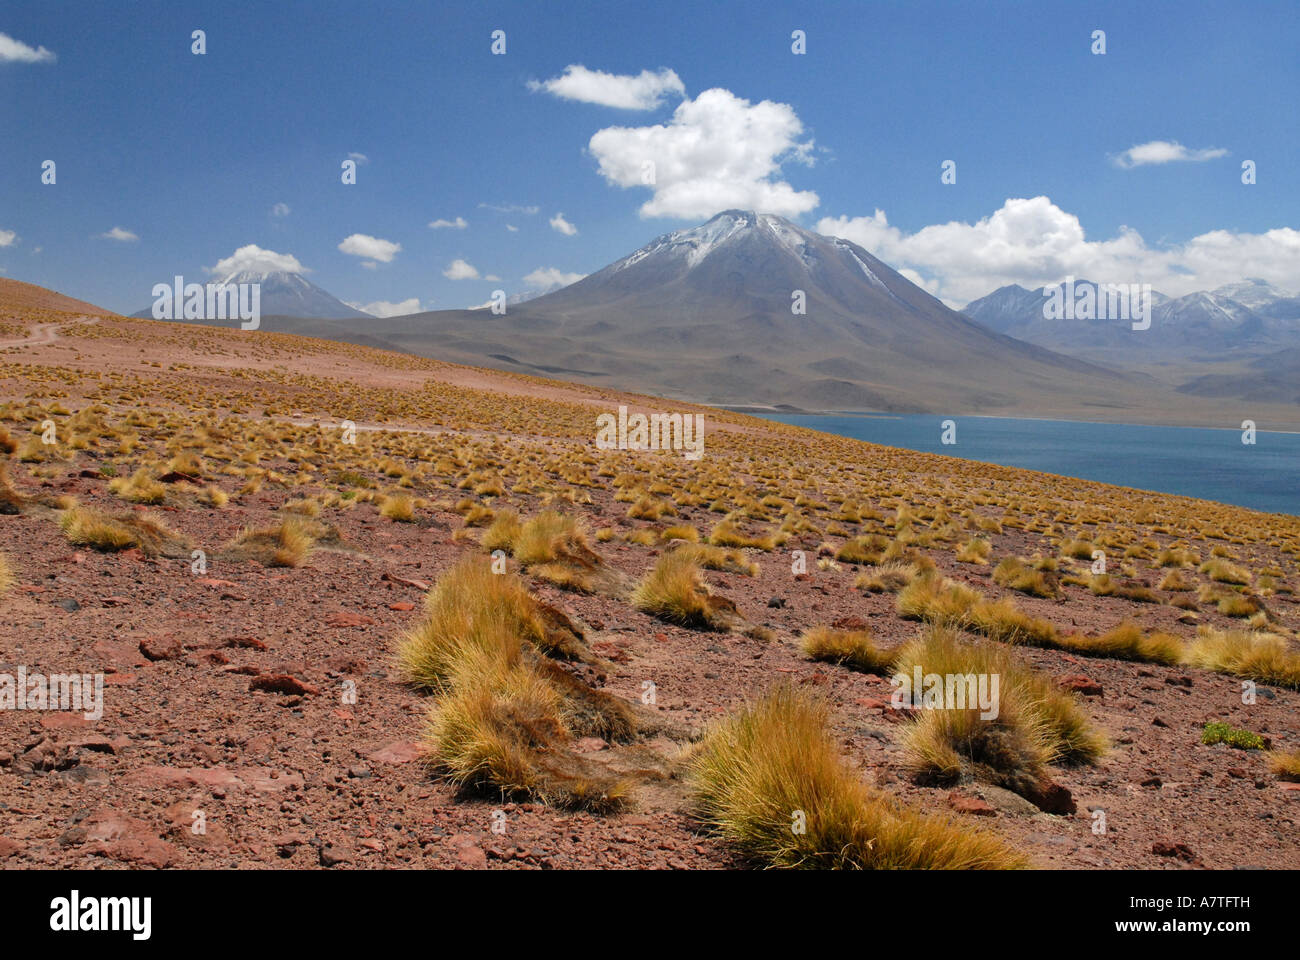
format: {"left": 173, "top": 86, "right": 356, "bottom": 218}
{"left": 524, "top": 267, "right": 586, "bottom": 290}
{"left": 589, "top": 87, "right": 818, "bottom": 219}
{"left": 0, "top": 32, "right": 56, "bottom": 64}
{"left": 1111, "top": 140, "right": 1229, "bottom": 168}
{"left": 529, "top": 65, "right": 685, "bottom": 110}
{"left": 549, "top": 212, "right": 578, "bottom": 236}
{"left": 0, "top": 229, "right": 18, "bottom": 247}
{"left": 100, "top": 226, "right": 139, "bottom": 242}
{"left": 351, "top": 298, "right": 421, "bottom": 318}
{"left": 443, "top": 258, "right": 479, "bottom": 280}
{"left": 271, "top": 202, "right": 290, "bottom": 217}
{"left": 429, "top": 216, "right": 468, "bottom": 229}
{"left": 347, "top": 152, "right": 369, "bottom": 164}
{"left": 209, "top": 244, "right": 308, "bottom": 276}
{"left": 338, "top": 234, "right": 400, "bottom": 263}
{"left": 817, "top": 196, "right": 1300, "bottom": 305}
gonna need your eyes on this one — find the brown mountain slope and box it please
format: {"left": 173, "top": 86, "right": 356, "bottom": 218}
{"left": 0, "top": 277, "right": 116, "bottom": 316}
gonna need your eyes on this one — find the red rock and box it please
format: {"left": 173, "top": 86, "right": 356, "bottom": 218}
{"left": 100, "top": 596, "right": 130, "bottom": 606}
{"left": 447, "top": 833, "right": 487, "bottom": 869}
{"left": 855, "top": 698, "right": 891, "bottom": 711}
{"left": 249, "top": 674, "right": 320, "bottom": 696}
{"left": 387, "top": 601, "right": 416, "bottom": 611}
{"left": 1151, "top": 840, "right": 1198, "bottom": 861}
{"left": 139, "top": 634, "right": 184, "bottom": 661}
{"left": 0, "top": 837, "right": 21, "bottom": 859}
{"left": 1024, "top": 779, "right": 1076, "bottom": 815}
{"left": 83, "top": 811, "right": 176, "bottom": 868}
{"left": 324, "top": 610, "right": 377, "bottom": 628}
{"left": 948, "top": 792, "right": 996, "bottom": 816}
{"left": 124, "top": 765, "right": 302, "bottom": 795}
{"left": 93, "top": 639, "right": 147, "bottom": 667}
{"left": 1057, "top": 674, "right": 1104, "bottom": 696}
{"left": 67, "top": 734, "right": 129, "bottom": 755}
{"left": 368, "top": 740, "right": 423, "bottom": 764}
{"left": 223, "top": 635, "right": 267, "bottom": 650}
{"left": 102, "top": 672, "right": 138, "bottom": 685}
{"left": 831, "top": 616, "right": 869, "bottom": 631}
{"left": 197, "top": 578, "right": 238, "bottom": 588}
{"left": 38, "top": 713, "right": 90, "bottom": 731}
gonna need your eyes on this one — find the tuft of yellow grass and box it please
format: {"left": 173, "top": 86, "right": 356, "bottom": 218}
{"left": 108, "top": 468, "right": 166, "bottom": 505}
{"left": 1267, "top": 749, "right": 1300, "bottom": 782}
{"left": 1059, "top": 621, "right": 1185, "bottom": 665}
{"left": 59, "top": 506, "right": 190, "bottom": 557}
{"left": 897, "top": 576, "right": 981, "bottom": 625}
{"left": 955, "top": 538, "right": 992, "bottom": 565}
{"left": 1186, "top": 627, "right": 1300, "bottom": 690}
{"left": 894, "top": 628, "right": 1105, "bottom": 794}
{"left": 708, "top": 519, "right": 776, "bottom": 551}
{"left": 1199, "top": 557, "right": 1251, "bottom": 586}
{"left": 222, "top": 518, "right": 317, "bottom": 567}
{"left": 0, "top": 552, "right": 13, "bottom": 594}
{"left": 378, "top": 492, "right": 415, "bottom": 522}
{"left": 800, "top": 625, "right": 894, "bottom": 673}
{"left": 632, "top": 550, "right": 736, "bottom": 629}
{"left": 401, "top": 558, "right": 636, "bottom": 810}
{"left": 992, "top": 557, "right": 1058, "bottom": 598}
{"left": 690, "top": 684, "right": 1025, "bottom": 869}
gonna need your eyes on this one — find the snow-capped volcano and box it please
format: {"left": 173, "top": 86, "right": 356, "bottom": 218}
{"left": 543, "top": 209, "right": 922, "bottom": 318}
{"left": 208, "top": 270, "right": 368, "bottom": 320}
{"left": 134, "top": 270, "right": 367, "bottom": 321}
{"left": 379, "top": 209, "right": 1128, "bottom": 412}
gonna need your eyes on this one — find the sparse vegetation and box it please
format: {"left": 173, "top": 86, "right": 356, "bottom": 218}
{"left": 690, "top": 685, "right": 1025, "bottom": 869}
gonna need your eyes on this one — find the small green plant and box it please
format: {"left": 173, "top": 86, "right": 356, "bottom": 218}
{"left": 1201, "top": 721, "right": 1266, "bottom": 750}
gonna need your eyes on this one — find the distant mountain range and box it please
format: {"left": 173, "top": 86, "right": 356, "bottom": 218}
{"left": 87, "top": 211, "right": 1298, "bottom": 424}
{"left": 961, "top": 277, "right": 1300, "bottom": 364}
{"left": 175, "top": 209, "right": 1285, "bottom": 426}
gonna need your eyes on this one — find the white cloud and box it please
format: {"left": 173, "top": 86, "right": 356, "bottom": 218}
{"left": 351, "top": 298, "right": 422, "bottom": 318}
{"left": 0, "top": 32, "right": 56, "bottom": 64}
{"left": 549, "top": 212, "right": 578, "bottom": 236}
{"left": 529, "top": 65, "right": 685, "bottom": 110}
{"left": 338, "top": 233, "right": 400, "bottom": 263}
{"left": 429, "top": 216, "right": 468, "bottom": 229}
{"left": 271, "top": 202, "right": 290, "bottom": 217}
{"left": 478, "top": 202, "right": 539, "bottom": 215}
{"left": 524, "top": 267, "right": 586, "bottom": 290}
{"left": 589, "top": 87, "right": 818, "bottom": 219}
{"left": 99, "top": 226, "right": 138, "bottom": 242}
{"left": 1111, "top": 140, "right": 1229, "bottom": 168}
{"left": 347, "top": 152, "right": 369, "bottom": 164}
{"left": 443, "top": 258, "right": 480, "bottom": 280}
{"left": 209, "top": 244, "right": 308, "bottom": 276}
{"left": 817, "top": 196, "right": 1300, "bottom": 304}
{"left": 506, "top": 224, "right": 519, "bottom": 233}
{"left": 0, "top": 229, "right": 17, "bottom": 247}
{"left": 485, "top": 274, "right": 502, "bottom": 282}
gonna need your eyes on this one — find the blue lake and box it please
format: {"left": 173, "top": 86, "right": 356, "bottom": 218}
{"left": 754, "top": 413, "right": 1299, "bottom": 517}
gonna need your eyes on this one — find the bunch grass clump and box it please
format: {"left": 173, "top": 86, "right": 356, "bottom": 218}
{"left": 690, "top": 684, "right": 1025, "bottom": 869}
{"left": 800, "top": 626, "right": 894, "bottom": 673}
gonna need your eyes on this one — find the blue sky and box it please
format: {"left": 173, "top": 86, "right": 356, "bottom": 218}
{"left": 2, "top": 0, "right": 1297, "bottom": 314}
